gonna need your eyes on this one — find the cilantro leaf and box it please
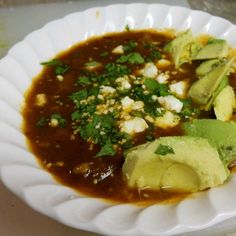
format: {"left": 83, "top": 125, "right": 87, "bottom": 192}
{"left": 69, "top": 89, "right": 88, "bottom": 102}
{"left": 36, "top": 117, "right": 47, "bottom": 128}
{"left": 144, "top": 78, "right": 169, "bottom": 96}
{"left": 89, "top": 87, "right": 99, "bottom": 96}
{"left": 147, "top": 50, "right": 161, "bottom": 62}
{"left": 85, "top": 61, "right": 101, "bottom": 67}
{"left": 96, "top": 139, "right": 115, "bottom": 157}
{"left": 99, "top": 52, "right": 109, "bottom": 57}
{"left": 41, "top": 59, "right": 69, "bottom": 75}
{"left": 128, "top": 53, "right": 145, "bottom": 64}
{"left": 41, "top": 59, "right": 61, "bottom": 67}
{"left": 71, "top": 111, "right": 81, "bottom": 121}
{"left": 55, "top": 65, "right": 69, "bottom": 75}
{"left": 76, "top": 76, "right": 91, "bottom": 85}
{"left": 155, "top": 144, "right": 175, "bottom": 155}
{"left": 123, "top": 40, "right": 137, "bottom": 52}
{"left": 116, "top": 52, "right": 144, "bottom": 64}
{"left": 125, "top": 24, "right": 130, "bottom": 32}
{"left": 105, "top": 63, "right": 131, "bottom": 78}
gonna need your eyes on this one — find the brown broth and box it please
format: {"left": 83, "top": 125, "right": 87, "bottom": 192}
{"left": 22, "top": 30, "right": 226, "bottom": 204}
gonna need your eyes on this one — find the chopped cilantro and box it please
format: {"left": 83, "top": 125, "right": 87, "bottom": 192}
{"left": 99, "top": 51, "right": 109, "bottom": 57}
{"left": 123, "top": 40, "right": 137, "bottom": 52}
{"left": 71, "top": 111, "right": 81, "bottom": 121}
{"left": 180, "top": 98, "right": 200, "bottom": 118}
{"left": 69, "top": 89, "right": 88, "bottom": 101}
{"left": 36, "top": 117, "right": 47, "bottom": 128}
{"left": 147, "top": 50, "right": 161, "bottom": 62}
{"left": 96, "top": 139, "right": 115, "bottom": 157}
{"left": 144, "top": 78, "right": 169, "bottom": 96}
{"left": 41, "top": 59, "right": 69, "bottom": 75}
{"left": 85, "top": 61, "right": 101, "bottom": 67}
{"left": 55, "top": 65, "right": 69, "bottom": 75}
{"left": 76, "top": 76, "right": 91, "bottom": 85}
{"left": 125, "top": 24, "right": 130, "bottom": 32}
{"left": 41, "top": 59, "right": 61, "bottom": 67}
{"left": 155, "top": 144, "right": 175, "bottom": 155}
{"left": 89, "top": 87, "right": 99, "bottom": 96}
{"left": 50, "top": 113, "right": 67, "bottom": 127}
{"left": 105, "top": 63, "right": 131, "bottom": 78}
{"left": 116, "top": 52, "right": 144, "bottom": 64}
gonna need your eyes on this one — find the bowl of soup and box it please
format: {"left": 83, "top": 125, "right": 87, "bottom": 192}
{"left": 1, "top": 3, "right": 236, "bottom": 236}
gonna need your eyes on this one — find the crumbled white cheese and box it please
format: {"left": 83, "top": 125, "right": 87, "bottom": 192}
{"left": 156, "top": 73, "right": 169, "bottom": 84}
{"left": 120, "top": 117, "right": 148, "bottom": 135}
{"left": 144, "top": 115, "right": 155, "bottom": 123}
{"left": 97, "top": 94, "right": 104, "bottom": 100}
{"left": 121, "top": 96, "right": 135, "bottom": 111}
{"left": 141, "top": 62, "right": 158, "bottom": 78}
{"left": 154, "top": 111, "right": 180, "bottom": 129}
{"left": 132, "top": 101, "right": 144, "bottom": 110}
{"left": 157, "top": 95, "right": 183, "bottom": 113}
{"left": 115, "top": 76, "right": 132, "bottom": 90}
{"left": 100, "top": 86, "right": 116, "bottom": 94}
{"left": 169, "top": 81, "right": 188, "bottom": 98}
{"left": 112, "top": 45, "right": 124, "bottom": 54}
{"left": 121, "top": 96, "right": 144, "bottom": 111}
{"left": 56, "top": 75, "right": 64, "bottom": 82}
{"left": 49, "top": 118, "right": 59, "bottom": 127}
{"left": 35, "top": 93, "right": 47, "bottom": 107}
{"left": 151, "top": 95, "right": 158, "bottom": 101}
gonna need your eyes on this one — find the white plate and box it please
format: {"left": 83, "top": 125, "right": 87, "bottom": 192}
{"left": 0, "top": 3, "right": 236, "bottom": 236}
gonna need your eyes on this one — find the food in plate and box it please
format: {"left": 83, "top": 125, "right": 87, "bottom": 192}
{"left": 22, "top": 27, "right": 236, "bottom": 203}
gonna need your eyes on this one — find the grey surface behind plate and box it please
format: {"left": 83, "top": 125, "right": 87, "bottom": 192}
{"left": 0, "top": 1, "right": 236, "bottom": 236}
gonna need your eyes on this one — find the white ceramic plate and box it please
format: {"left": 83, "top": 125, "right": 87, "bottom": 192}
{"left": 1, "top": 3, "right": 236, "bottom": 236}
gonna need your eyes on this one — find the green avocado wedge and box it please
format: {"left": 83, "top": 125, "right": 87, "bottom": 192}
{"left": 164, "top": 30, "right": 199, "bottom": 68}
{"left": 193, "top": 39, "right": 229, "bottom": 60}
{"left": 188, "top": 57, "right": 235, "bottom": 109}
{"left": 196, "top": 59, "right": 223, "bottom": 78}
{"left": 213, "top": 85, "right": 236, "bottom": 121}
{"left": 183, "top": 119, "right": 236, "bottom": 167}
{"left": 122, "top": 136, "right": 229, "bottom": 193}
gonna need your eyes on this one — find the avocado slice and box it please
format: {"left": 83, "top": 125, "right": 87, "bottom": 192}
{"left": 164, "top": 30, "right": 200, "bottom": 68}
{"left": 213, "top": 85, "right": 236, "bottom": 121}
{"left": 196, "top": 59, "right": 222, "bottom": 77}
{"left": 204, "top": 75, "right": 229, "bottom": 111}
{"left": 188, "top": 57, "right": 235, "bottom": 109}
{"left": 193, "top": 39, "right": 229, "bottom": 60}
{"left": 183, "top": 119, "right": 236, "bottom": 167}
{"left": 122, "top": 136, "right": 229, "bottom": 192}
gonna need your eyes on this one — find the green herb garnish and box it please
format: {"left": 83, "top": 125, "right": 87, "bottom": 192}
{"left": 85, "top": 61, "right": 101, "bottom": 67}
{"left": 41, "top": 59, "right": 69, "bottom": 75}
{"left": 36, "top": 117, "right": 47, "bottom": 128}
{"left": 123, "top": 40, "right": 137, "bottom": 52}
{"left": 155, "top": 144, "right": 175, "bottom": 155}
{"left": 99, "top": 51, "right": 109, "bottom": 57}
{"left": 116, "top": 52, "right": 144, "bottom": 64}
{"left": 144, "top": 78, "right": 169, "bottom": 96}
{"left": 125, "top": 24, "right": 130, "bottom": 32}
{"left": 76, "top": 76, "right": 91, "bottom": 85}
{"left": 96, "top": 139, "right": 115, "bottom": 157}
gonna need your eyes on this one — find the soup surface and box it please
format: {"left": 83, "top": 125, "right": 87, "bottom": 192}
{"left": 23, "top": 29, "right": 236, "bottom": 203}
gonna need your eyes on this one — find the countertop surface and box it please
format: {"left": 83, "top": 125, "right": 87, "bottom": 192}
{"left": 1, "top": 1, "right": 236, "bottom": 235}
